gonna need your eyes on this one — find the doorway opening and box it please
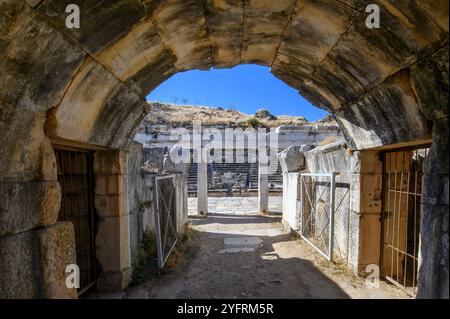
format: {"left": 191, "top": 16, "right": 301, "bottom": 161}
{"left": 54, "top": 146, "right": 98, "bottom": 296}
{"left": 380, "top": 146, "right": 430, "bottom": 297}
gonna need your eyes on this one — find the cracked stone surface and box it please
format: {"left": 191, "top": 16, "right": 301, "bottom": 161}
{"left": 0, "top": 0, "right": 448, "bottom": 299}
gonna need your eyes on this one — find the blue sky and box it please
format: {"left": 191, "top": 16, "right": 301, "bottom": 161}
{"left": 147, "top": 64, "right": 328, "bottom": 122}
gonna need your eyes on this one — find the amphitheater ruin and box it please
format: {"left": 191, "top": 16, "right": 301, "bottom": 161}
{"left": 0, "top": 0, "right": 448, "bottom": 299}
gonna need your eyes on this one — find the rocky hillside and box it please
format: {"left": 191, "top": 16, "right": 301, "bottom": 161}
{"left": 144, "top": 102, "right": 335, "bottom": 127}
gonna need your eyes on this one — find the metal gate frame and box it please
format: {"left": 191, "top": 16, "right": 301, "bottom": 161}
{"left": 154, "top": 174, "right": 178, "bottom": 268}
{"left": 299, "top": 172, "right": 336, "bottom": 261}
{"left": 380, "top": 146, "right": 430, "bottom": 297}
{"left": 54, "top": 145, "right": 98, "bottom": 296}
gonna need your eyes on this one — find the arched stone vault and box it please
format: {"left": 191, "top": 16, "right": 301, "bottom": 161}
{"left": 0, "top": 0, "right": 448, "bottom": 298}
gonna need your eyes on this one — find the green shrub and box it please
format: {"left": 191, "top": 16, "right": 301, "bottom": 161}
{"left": 130, "top": 224, "right": 199, "bottom": 287}
{"left": 130, "top": 231, "right": 158, "bottom": 286}
{"left": 246, "top": 117, "right": 260, "bottom": 128}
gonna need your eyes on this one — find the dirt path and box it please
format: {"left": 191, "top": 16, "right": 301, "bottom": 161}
{"left": 126, "top": 213, "right": 408, "bottom": 299}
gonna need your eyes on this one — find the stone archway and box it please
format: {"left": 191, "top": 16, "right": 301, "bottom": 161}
{"left": 0, "top": 0, "right": 448, "bottom": 298}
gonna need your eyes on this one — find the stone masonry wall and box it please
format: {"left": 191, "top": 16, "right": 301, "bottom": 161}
{"left": 0, "top": 0, "right": 447, "bottom": 298}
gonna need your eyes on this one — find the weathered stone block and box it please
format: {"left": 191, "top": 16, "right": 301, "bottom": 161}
{"left": 0, "top": 1, "right": 85, "bottom": 182}
{"left": 126, "top": 141, "right": 144, "bottom": 173}
{"left": 205, "top": 0, "right": 243, "bottom": 28}
{"left": 418, "top": 203, "right": 449, "bottom": 298}
{"left": 0, "top": 0, "right": 447, "bottom": 301}
{"left": 94, "top": 17, "right": 177, "bottom": 96}
{"left": 94, "top": 151, "right": 127, "bottom": 176}
{"left": 416, "top": 117, "right": 448, "bottom": 299}
{"left": 0, "top": 0, "right": 86, "bottom": 110}
{"left": 0, "top": 230, "right": 40, "bottom": 298}
{"left": 25, "top": 0, "right": 43, "bottom": 7}
{"left": 206, "top": 4, "right": 242, "bottom": 69}
{"left": 278, "top": 0, "right": 357, "bottom": 66}
{"left": 0, "top": 114, "right": 46, "bottom": 183}
{"left": 95, "top": 175, "right": 125, "bottom": 196}
{"left": 0, "top": 181, "right": 61, "bottom": 237}
{"left": 152, "top": 0, "right": 211, "bottom": 70}
{"left": 347, "top": 211, "right": 361, "bottom": 273}
{"left": 328, "top": 1, "right": 443, "bottom": 91}
{"left": 0, "top": 222, "right": 77, "bottom": 299}
{"left": 40, "top": 137, "right": 58, "bottom": 181}
{"left": 126, "top": 50, "right": 177, "bottom": 96}
{"left": 94, "top": 193, "right": 126, "bottom": 217}
{"left": 128, "top": 210, "right": 143, "bottom": 267}
{"left": 88, "top": 85, "right": 149, "bottom": 149}
{"left": 411, "top": 45, "right": 449, "bottom": 121}
{"left": 95, "top": 18, "right": 163, "bottom": 79}
{"left": 46, "top": 57, "right": 150, "bottom": 149}
{"left": 300, "top": 144, "right": 316, "bottom": 153}
{"left": 424, "top": 118, "right": 449, "bottom": 176}
{"left": 163, "top": 149, "right": 190, "bottom": 174}
{"left": 304, "top": 140, "right": 351, "bottom": 173}
{"left": 277, "top": 145, "right": 305, "bottom": 173}
{"left": 36, "top": 222, "right": 77, "bottom": 299}
{"left": 96, "top": 215, "right": 131, "bottom": 273}
{"left": 271, "top": 54, "right": 314, "bottom": 89}
{"left": 302, "top": 56, "right": 365, "bottom": 110}
{"left": 241, "top": 0, "right": 295, "bottom": 65}
{"left": 415, "top": 0, "right": 449, "bottom": 32}
{"left": 375, "top": 0, "right": 444, "bottom": 55}
{"left": 37, "top": 0, "right": 151, "bottom": 55}
{"left": 97, "top": 268, "right": 132, "bottom": 292}
{"left": 335, "top": 70, "right": 431, "bottom": 150}
{"left": 47, "top": 58, "right": 120, "bottom": 143}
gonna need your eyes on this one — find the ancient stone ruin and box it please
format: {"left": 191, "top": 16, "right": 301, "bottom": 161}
{"left": 137, "top": 103, "right": 342, "bottom": 195}
{"left": 0, "top": 0, "right": 448, "bottom": 299}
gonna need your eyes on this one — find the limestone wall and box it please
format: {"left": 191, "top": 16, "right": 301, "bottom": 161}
{"left": 136, "top": 123, "right": 342, "bottom": 150}
{"left": 126, "top": 143, "right": 153, "bottom": 268}
{"left": 0, "top": 0, "right": 447, "bottom": 299}
{"left": 126, "top": 143, "right": 189, "bottom": 268}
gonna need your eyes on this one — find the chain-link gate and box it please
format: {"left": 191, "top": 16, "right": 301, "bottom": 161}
{"left": 155, "top": 175, "right": 178, "bottom": 268}
{"left": 300, "top": 173, "right": 336, "bottom": 260}
{"left": 332, "top": 178, "right": 351, "bottom": 263}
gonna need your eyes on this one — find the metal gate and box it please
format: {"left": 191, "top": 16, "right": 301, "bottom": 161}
{"left": 54, "top": 146, "right": 97, "bottom": 295}
{"left": 155, "top": 175, "right": 178, "bottom": 268}
{"left": 300, "top": 173, "right": 336, "bottom": 260}
{"left": 381, "top": 146, "right": 430, "bottom": 297}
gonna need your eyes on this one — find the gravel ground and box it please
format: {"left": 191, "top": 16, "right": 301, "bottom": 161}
{"left": 124, "top": 213, "right": 409, "bottom": 299}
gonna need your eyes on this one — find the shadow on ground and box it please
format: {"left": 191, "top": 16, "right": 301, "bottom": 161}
{"left": 140, "top": 213, "right": 351, "bottom": 299}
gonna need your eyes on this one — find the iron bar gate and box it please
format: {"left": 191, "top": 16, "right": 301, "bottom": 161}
{"left": 381, "top": 146, "right": 430, "bottom": 297}
{"left": 54, "top": 146, "right": 97, "bottom": 295}
{"left": 299, "top": 173, "right": 336, "bottom": 261}
{"left": 154, "top": 175, "right": 178, "bottom": 268}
